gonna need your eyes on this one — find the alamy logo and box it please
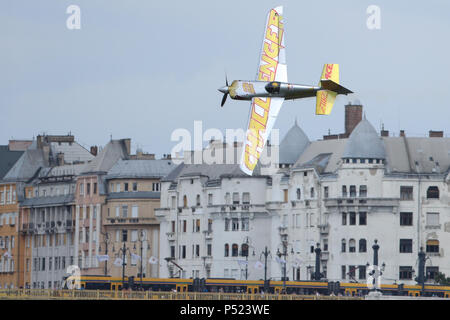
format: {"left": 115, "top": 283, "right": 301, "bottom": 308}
{"left": 66, "top": 5, "right": 81, "bottom": 30}
{"left": 62, "top": 265, "right": 81, "bottom": 289}
{"left": 366, "top": 265, "right": 382, "bottom": 290}
{"left": 366, "top": 5, "right": 381, "bottom": 30}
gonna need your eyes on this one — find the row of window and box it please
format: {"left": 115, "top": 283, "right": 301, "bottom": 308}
{"left": 114, "top": 229, "right": 147, "bottom": 243}
{"left": 32, "top": 185, "right": 74, "bottom": 198}
{"left": 0, "top": 236, "right": 15, "bottom": 249}
{"left": 109, "top": 182, "right": 160, "bottom": 193}
{"left": 175, "top": 192, "right": 251, "bottom": 208}
{"left": 175, "top": 244, "right": 212, "bottom": 259}
{"left": 33, "top": 256, "right": 73, "bottom": 272}
{"left": 343, "top": 158, "right": 384, "bottom": 164}
{"left": 107, "top": 205, "right": 139, "bottom": 218}
{"left": 170, "top": 244, "right": 212, "bottom": 259}
{"left": 225, "top": 218, "right": 249, "bottom": 231}
{"left": 398, "top": 266, "right": 440, "bottom": 280}
{"left": 341, "top": 264, "right": 438, "bottom": 281}
{"left": 0, "top": 212, "right": 17, "bottom": 226}
{"left": 224, "top": 243, "right": 249, "bottom": 257}
{"left": 342, "top": 212, "right": 367, "bottom": 225}
{"left": 400, "top": 186, "right": 440, "bottom": 200}
{"left": 171, "top": 219, "right": 213, "bottom": 233}
{"left": 0, "top": 258, "right": 14, "bottom": 273}
{"left": 0, "top": 189, "right": 16, "bottom": 205}
{"left": 33, "top": 233, "right": 74, "bottom": 248}
{"left": 341, "top": 239, "right": 367, "bottom": 253}
{"left": 79, "top": 181, "right": 98, "bottom": 196}
{"left": 341, "top": 185, "right": 367, "bottom": 198}
{"left": 400, "top": 212, "right": 440, "bottom": 226}
{"left": 398, "top": 239, "right": 439, "bottom": 253}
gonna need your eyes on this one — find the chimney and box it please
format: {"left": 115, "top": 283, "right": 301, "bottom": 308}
{"left": 37, "top": 135, "right": 43, "bottom": 149}
{"left": 429, "top": 130, "right": 443, "bottom": 138}
{"left": 344, "top": 103, "right": 363, "bottom": 136}
{"left": 90, "top": 146, "right": 98, "bottom": 156}
{"left": 400, "top": 130, "right": 405, "bottom": 137}
{"left": 381, "top": 130, "right": 389, "bottom": 137}
{"left": 57, "top": 152, "right": 65, "bottom": 166}
{"left": 121, "top": 138, "right": 131, "bottom": 155}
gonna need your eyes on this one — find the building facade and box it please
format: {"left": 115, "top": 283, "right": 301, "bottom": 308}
{"left": 157, "top": 103, "right": 450, "bottom": 287}
{"left": 101, "top": 158, "right": 175, "bottom": 280}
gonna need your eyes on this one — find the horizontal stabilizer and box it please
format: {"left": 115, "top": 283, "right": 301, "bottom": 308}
{"left": 320, "top": 79, "right": 353, "bottom": 95}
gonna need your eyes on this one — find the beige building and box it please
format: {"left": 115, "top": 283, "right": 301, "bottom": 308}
{"left": 100, "top": 159, "right": 175, "bottom": 280}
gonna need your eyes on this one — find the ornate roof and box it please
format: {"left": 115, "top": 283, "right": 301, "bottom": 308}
{"left": 279, "top": 119, "right": 310, "bottom": 164}
{"left": 342, "top": 119, "right": 386, "bottom": 160}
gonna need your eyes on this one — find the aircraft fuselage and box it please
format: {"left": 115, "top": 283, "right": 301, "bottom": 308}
{"left": 219, "top": 80, "right": 319, "bottom": 101}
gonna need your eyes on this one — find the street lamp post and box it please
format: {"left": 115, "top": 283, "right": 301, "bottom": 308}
{"left": 416, "top": 246, "right": 427, "bottom": 296}
{"left": 277, "top": 242, "right": 293, "bottom": 294}
{"left": 137, "top": 230, "right": 148, "bottom": 289}
{"left": 260, "top": 246, "right": 271, "bottom": 292}
{"left": 100, "top": 232, "right": 110, "bottom": 276}
{"left": 314, "top": 243, "right": 322, "bottom": 281}
{"left": 117, "top": 242, "right": 131, "bottom": 290}
{"left": 243, "top": 236, "right": 255, "bottom": 280}
{"left": 367, "top": 239, "right": 385, "bottom": 293}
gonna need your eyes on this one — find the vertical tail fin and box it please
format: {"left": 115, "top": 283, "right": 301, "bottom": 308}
{"left": 316, "top": 64, "right": 347, "bottom": 115}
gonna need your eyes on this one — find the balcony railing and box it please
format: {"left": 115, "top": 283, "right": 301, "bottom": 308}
{"left": 105, "top": 217, "right": 158, "bottom": 225}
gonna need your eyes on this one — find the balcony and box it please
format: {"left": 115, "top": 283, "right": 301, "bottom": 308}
{"left": 324, "top": 197, "right": 400, "bottom": 212}
{"left": 20, "top": 223, "right": 29, "bottom": 234}
{"left": 155, "top": 207, "right": 170, "bottom": 218}
{"left": 166, "top": 232, "right": 176, "bottom": 242}
{"left": 105, "top": 217, "right": 158, "bottom": 226}
{"left": 319, "top": 224, "right": 330, "bottom": 234}
{"left": 321, "top": 251, "right": 329, "bottom": 261}
{"left": 278, "top": 225, "right": 288, "bottom": 236}
{"left": 203, "top": 230, "right": 213, "bottom": 240}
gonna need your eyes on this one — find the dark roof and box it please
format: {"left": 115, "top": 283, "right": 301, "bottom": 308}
{"left": 106, "top": 191, "right": 160, "bottom": 200}
{"left": 2, "top": 141, "right": 47, "bottom": 182}
{"left": 21, "top": 194, "right": 75, "bottom": 207}
{"left": 106, "top": 159, "right": 175, "bottom": 180}
{"left": 0, "top": 146, "right": 24, "bottom": 179}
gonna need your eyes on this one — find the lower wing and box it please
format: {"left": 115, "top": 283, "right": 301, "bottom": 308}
{"left": 240, "top": 97, "right": 284, "bottom": 175}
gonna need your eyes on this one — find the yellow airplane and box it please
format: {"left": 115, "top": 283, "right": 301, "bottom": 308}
{"left": 218, "top": 6, "right": 353, "bottom": 175}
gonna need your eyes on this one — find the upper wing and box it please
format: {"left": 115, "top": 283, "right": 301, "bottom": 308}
{"left": 240, "top": 6, "right": 287, "bottom": 175}
{"left": 240, "top": 97, "right": 284, "bottom": 175}
{"left": 255, "top": 6, "right": 287, "bottom": 83}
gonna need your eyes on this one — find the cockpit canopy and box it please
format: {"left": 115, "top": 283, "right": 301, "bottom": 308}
{"left": 265, "top": 81, "right": 281, "bottom": 94}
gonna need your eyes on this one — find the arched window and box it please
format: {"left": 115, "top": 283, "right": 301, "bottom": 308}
{"left": 241, "top": 243, "right": 249, "bottom": 257}
{"left": 232, "top": 244, "right": 239, "bottom": 257}
{"left": 341, "top": 239, "right": 346, "bottom": 252}
{"left": 296, "top": 188, "right": 301, "bottom": 200}
{"left": 224, "top": 244, "right": 229, "bottom": 257}
{"left": 183, "top": 195, "right": 187, "bottom": 207}
{"left": 349, "top": 239, "right": 356, "bottom": 252}
{"left": 427, "top": 186, "right": 439, "bottom": 199}
{"left": 359, "top": 239, "right": 367, "bottom": 252}
{"left": 196, "top": 194, "right": 200, "bottom": 206}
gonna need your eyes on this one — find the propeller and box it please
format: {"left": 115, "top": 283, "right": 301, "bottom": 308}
{"left": 218, "top": 75, "right": 230, "bottom": 107}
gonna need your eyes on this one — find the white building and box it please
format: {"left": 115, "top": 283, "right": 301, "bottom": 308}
{"left": 157, "top": 104, "right": 450, "bottom": 287}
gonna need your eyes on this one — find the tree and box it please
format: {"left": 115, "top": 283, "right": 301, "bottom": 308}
{"left": 434, "top": 272, "right": 450, "bottom": 285}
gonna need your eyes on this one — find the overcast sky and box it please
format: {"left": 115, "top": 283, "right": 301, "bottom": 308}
{"left": 1, "top": 0, "right": 449, "bottom": 156}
